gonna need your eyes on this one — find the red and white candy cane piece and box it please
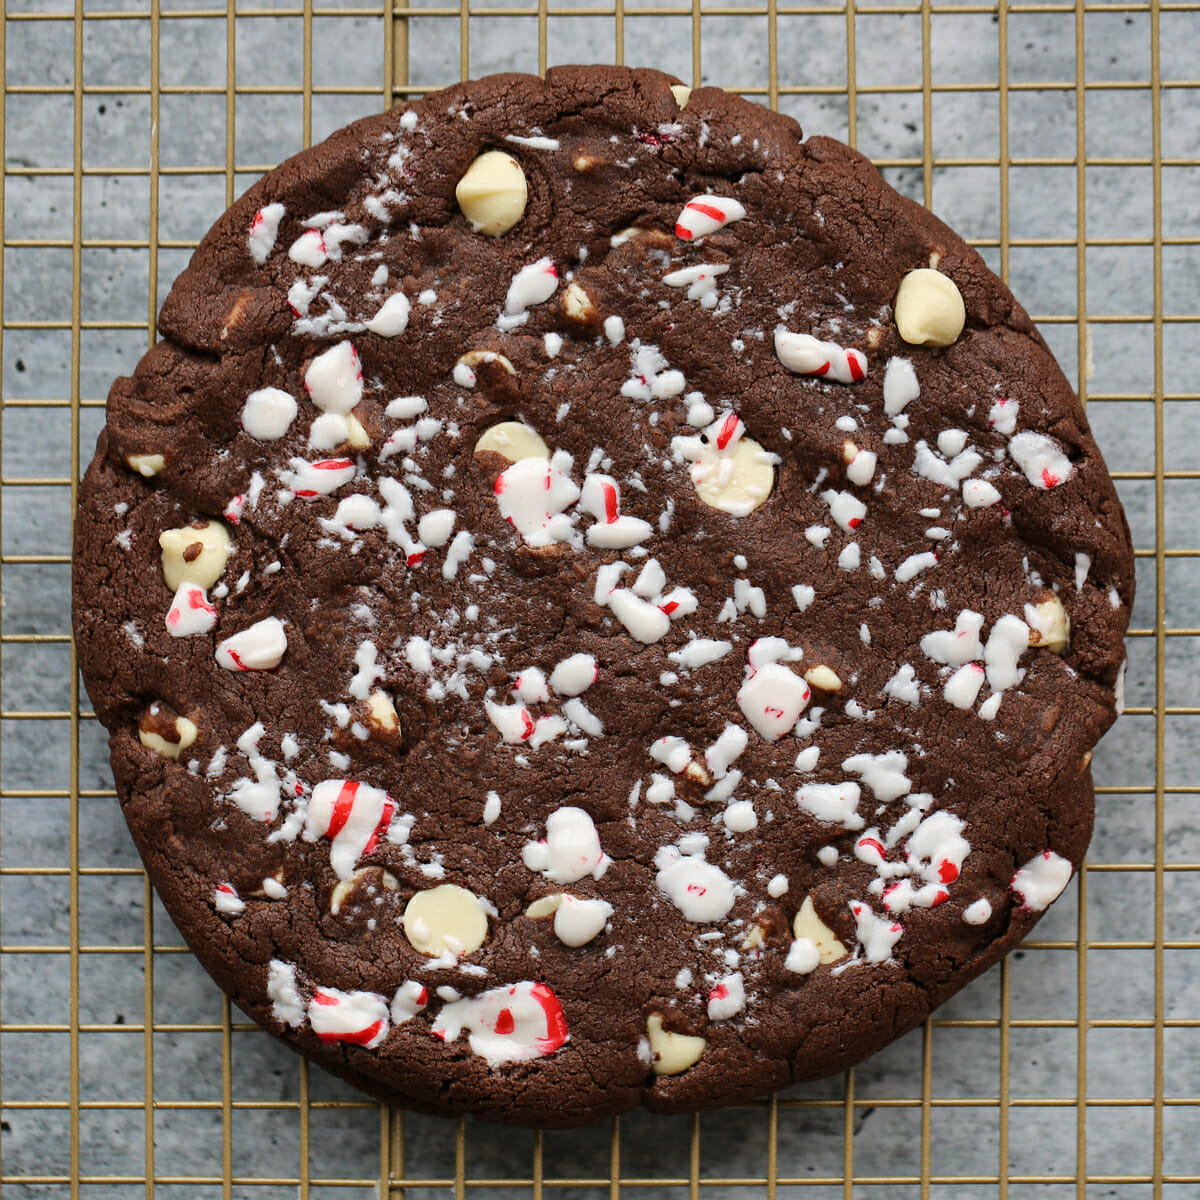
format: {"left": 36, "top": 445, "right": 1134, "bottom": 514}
{"left": 308, "top": 987, "right": 390, "bottom": 1048}
{"left": 674, "top": 195, "right": 746, "bottom": 241}
{"left": 906, "top": 811, "right": 970, "bottom": 886}
{"left": 223, "top": 494, "right": 245, "bottom": 524}
{"left": 431, "top": 981, "right": 569, "bottom": 1064}
{"left": 774, "top": 331, "right": 868, "bottom": 384}
{"left": 289, "top": 457, "right": 356, "bottom": 498}
{"left": 302, "top": 779, "right": 395, "bottom": 880}
{"left": 579, "top": 473, "right": 654, "bottom": 550}
{"left": 166, "top": 582, "right": 218, "bottom": 638}
{"left": 215, "top": 617, "right": 287, "bottom": 672}
{"left": 248, "top": 202, "right": 285, "bottom": 265}
{"left": 390, "top": 981, "right": 429, "bottom": 1024}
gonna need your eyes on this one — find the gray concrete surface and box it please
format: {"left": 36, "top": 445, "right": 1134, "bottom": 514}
{"left": 1, "top": 1, "right": 1197, "bottom": 1195}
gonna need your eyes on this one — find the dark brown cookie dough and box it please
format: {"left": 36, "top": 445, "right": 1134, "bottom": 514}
{"left": 73, "top": 65, "right": 1133, "bottom": 1127}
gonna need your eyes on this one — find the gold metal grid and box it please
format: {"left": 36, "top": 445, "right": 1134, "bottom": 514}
{"left": 0, "top": 0, "right": 1196, "bottom": 1194}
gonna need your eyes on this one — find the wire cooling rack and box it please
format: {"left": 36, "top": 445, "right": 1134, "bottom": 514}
{"left": 1, "top": 0, "right": 1197, "bottom": 1194}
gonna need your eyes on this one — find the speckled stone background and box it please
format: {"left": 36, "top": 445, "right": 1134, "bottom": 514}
{"left": 1, "top": 1, "right": 1198, "bottom": 1195}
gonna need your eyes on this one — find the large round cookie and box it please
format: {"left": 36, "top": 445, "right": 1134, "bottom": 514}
{"left": 74, "top": 65, "right": 1133, "bottom": 1126}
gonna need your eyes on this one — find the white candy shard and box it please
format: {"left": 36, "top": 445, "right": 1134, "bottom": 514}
{"left": 304, "top": 342, "right": 363, "bottom": 414}
{"left": 1011, "top": 850, "right": 1073, "bottom": 910}
{"left": 267, "top": 959, "right": 305, "bottom": 1026}
{"left": 248, "top": 203, "right": 286, "bottom": 265}
{"left": 654, "top": 845, "right": 737, "bottom": 922}
{"left": 912, "top": 440, "right": 983, "bottom": 489}
{"left": 504, "top": 257, "right": 559, "bottom": 316}
{"left": 289, "top": 228, "right": 327, "bottom": 268}
{"left": 883, "top": 357, "right": 920, "bottom": 415}
{"left": 795, "top": 781, "right": 863, "bottom": 830}
{"left": 983, "top": 614, "right": 1029, "bottom": 690}
{"left": 943, "top": 662, "right": 986, "bottom": 709}
{"left": 303, "top": 779, "right": 395, "bottom": 879}
{"left": 433, "top": 981, "right": 568, "bottom": 1064}
{"left": 895, "top": 552, "right": 938, "bottom": 583}
{"left": 242, "top": 387, "right": 298, "bottom": 440}
{"left": 774, "top": 331, "right": 867, "bottom": 384}
{"left": 365, "top": 292, "right": 411, "bottom": 337}
{"left": 662, "top": 262, "right": 730, "bottom": 309}
{"left": 674, "top": 194, "right": 746, "bottom": 240}
{"left": 921, "top": 610, "right": 985, "bottom": 667}
{"left": 962, "top": 478, "right": 1002, "bottom": 508}
{"left": 705, "top": 723, "right": 749, "bottom": 778}
{"left": 522, "top": 807, "right": 610, "bottom": 884}
{"left": 842, "top": 750, "right": 911, "bottom": 802}
{"left": 846, "top": 448, "right": 877, "bottom": 486}
{"left": 737, "top": 663, "right": 811, "bottom": 742}
{"left": 549, "top": 654, "right": 598, "bottom": 697}
{"left": 552, "top": 895, "right": 613, "bottom": 947}
{"left": 963, "top": 898, "right": 993, "bottom": 925}
{"left": 215, "top": 617, "right": 287, "bottom": 671}
{"left": 1008, "top": 431, "right": 1075, "bottom": 490}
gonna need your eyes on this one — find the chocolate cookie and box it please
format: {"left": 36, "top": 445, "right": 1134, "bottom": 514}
{"left": 73, "top": 65, "right": 1133, "bottom": 1126}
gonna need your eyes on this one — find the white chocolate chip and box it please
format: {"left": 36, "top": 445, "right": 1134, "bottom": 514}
{"left": 792, "top": 896, "right": 848, "bottom": 964}
{"left": 138, "top": 714, "right": 198, "bottom": 760}
{"left": 456, "top": 349, "right": 517, "bottom": 378}
{"left": 474, "top": 421, "right": 550, "bottom": 462}
{"left": 692, "top": 433, "right": 777, "bottom": 516}
{"left": 803, "top": 665, "right": 843, "bottom": 693}
{"left": 646, "top": 1013, "right": 706, "bottom": 1076}
{"left": 402, "top": 884, "right": 488, "bottom": 957}
{"left": 127, "top": 453, "right": 165, "bottom": 477}
{"left": 159, "top": 521, "right": 233, "bottom": 591}
{"left": 345, "top": 413, "right": 371, "bottom": 449}
{"left": 455, "top": 150, "right": 528, "bottom": 237}
{"left": 894, "top": 268, "right": 966, "bottom": 348}
{"left": 525, "top": 894, "right": 564, "bottom": 919}
{"left": 562, "top": 282, "right": 595, "bottom": 322}
{"left": 366, "top": 690, "right": 400, "bottom": 734}
{"left": 1025, "top": 594, "right": 1071, "bottom": 654}
{"left": 669, "top": 84, "right": 692, "bottom": 107}
{"left": 329, "top": 867, "right": 398, "bottom": 915}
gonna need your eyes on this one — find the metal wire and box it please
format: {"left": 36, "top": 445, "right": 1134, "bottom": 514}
{"left": 0, "top": 0, "right": 1195, "bottom": 1195}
